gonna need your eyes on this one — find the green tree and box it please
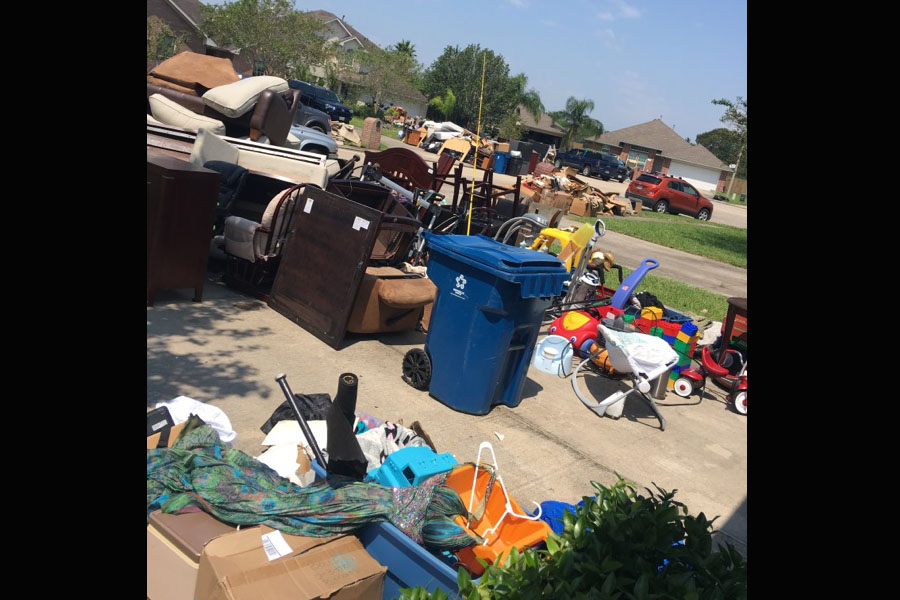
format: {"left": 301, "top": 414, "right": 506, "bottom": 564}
{"left": 550, "top": 97, "right": 604, "bottom": 150}
{"left": 712, "top": 96, "right": 747, "bottom": 179}
{"left": 428, "top": 89, "right": 457, "bottom": 121}
{"left": 508, "top": 73, "right": 544, "bottom": 122}
{"left": 353, "top": 46, "right": 420, "bottom": 112}
{"left": 497, "top": 111, "right": 523, "bottom": 140}
{"left": 198, "top": 0, "right": 333, "bottom": 79}
{"left": 389, "top": 39, "right": 416, "bottom": 59}
{"left": 422, "top": 44, "right": 523, "bottom": 128}
{"left": 147, "top": 16, "right": 187, "bottom": 69}
{"left": 696, "top": 127, "right": 746, "bottom": 179}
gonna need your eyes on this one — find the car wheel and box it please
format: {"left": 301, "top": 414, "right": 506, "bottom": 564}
{"left": 310, "top": 125, "right": 326, "bottom": 134}
{"left": 554, "top": 159, "right": 563, "bottom": 168}
{"left": 582, "top": 164, "right": 591, "bottom": 177}
{"left": 697, "top": 208, "right": 711, "bottom": 221}
{"left": 618, "top": 174, "right": 626, "bottom": 183}
{"left": 654, "top": 200, "right": 669, "bottom": 213}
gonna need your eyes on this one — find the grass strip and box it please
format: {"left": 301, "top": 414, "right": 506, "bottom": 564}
{"left": 571, "top": 215, "right": 747, "bottom": 268}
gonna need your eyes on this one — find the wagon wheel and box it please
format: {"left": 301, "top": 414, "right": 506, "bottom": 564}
{"left": 673, "top": 377, "right": 694, "bottom": 398}
{"left": 402, "top": 348, "right": 432, "bottom": 390}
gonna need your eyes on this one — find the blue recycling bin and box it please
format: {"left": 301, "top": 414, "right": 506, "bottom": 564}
{"left": 493, "top": 151, "right": 511, "bottom": 174}
{"left": 418, "top": 233, "right": 568, "bottom": 414}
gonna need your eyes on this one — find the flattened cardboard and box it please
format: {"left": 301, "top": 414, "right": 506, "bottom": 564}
{"left": 195, "top": 526, "right": 385, "bottom": 600}
{"left": 147, "top": 421, "right": 187, "bottom": 449}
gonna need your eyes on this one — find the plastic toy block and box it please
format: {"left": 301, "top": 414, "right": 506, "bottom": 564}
{"left": 676, "top": 332, "right": 691, "bottom": 344}
{"left": 673, "top": 339, "right": 689, "bottom": 353}
{"left": 649, "top": 327, "right": 664, "bottom": 337}
{"left": 623, "top": 314, "right": 634, "bottom": 323}
{"left": 677, "top": 355, "right": 692, "bottom": 367}
{"left": 680, "top": 322, "right": 699, "bottom": 336}
{"left": 662, "top": 335, "right": 676, "bottom": 344}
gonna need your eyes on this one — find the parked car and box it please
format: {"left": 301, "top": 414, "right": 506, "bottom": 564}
{"left": 288, "top": 123, "right": 338, "bottom": 157}
{"left": 288, "top": 80, "right": 353, "bottom": 123}
{"left": 554, "top": 148, "right": 629, "bottom": 181}
{"left": 625, "top": 173, "right": 714, "bottom": 221}
{"left": 294, "top": 101, "right": 332, "bottom": 133}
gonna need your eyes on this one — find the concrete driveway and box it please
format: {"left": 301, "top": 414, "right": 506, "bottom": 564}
{"left": 148, "top": 275, "right": 748, "bottom": 557}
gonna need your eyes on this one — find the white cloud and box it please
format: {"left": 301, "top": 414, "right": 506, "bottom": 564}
{"left": 507, "top": 0, "right": 527, "bottom": 6}
{"left": 596, "top": 0, "right": 641, "bottom": 21}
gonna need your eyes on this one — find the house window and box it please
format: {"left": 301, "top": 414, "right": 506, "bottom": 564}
{"left": 627, "top": 149, "right": 649, "bottom": 171}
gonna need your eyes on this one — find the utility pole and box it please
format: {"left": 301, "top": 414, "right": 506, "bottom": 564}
{"left": 726, "top": 142, "right": 744, "bottom": 198}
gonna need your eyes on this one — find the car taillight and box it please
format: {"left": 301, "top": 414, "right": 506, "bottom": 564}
{"left": 647, "top": 188, "right": 659, "bottom": 196}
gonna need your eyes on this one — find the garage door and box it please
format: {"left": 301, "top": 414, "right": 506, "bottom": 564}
{"left": 666, "top": 161, "right": 721, "bottom": 194}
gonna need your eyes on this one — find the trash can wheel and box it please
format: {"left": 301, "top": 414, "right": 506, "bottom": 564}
{"left": 402, "top": 348, "right": 432, "bottom": 390}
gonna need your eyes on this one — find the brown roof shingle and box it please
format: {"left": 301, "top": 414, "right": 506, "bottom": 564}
{"left": 587, "top": 119, "right": 728, "bottom": 171}
{"left": 517, "top": 106, "right": 566, "bottom": 136}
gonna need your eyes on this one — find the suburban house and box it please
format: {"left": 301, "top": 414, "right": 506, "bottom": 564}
{"left": 516, "top": 106, "right": 566, "bottom": 149}
{"left": 583, "top": 119, "right": 732, "bottom": 194}
{"left": 305, "top": 10, "right": 429, "bottom": 118}
{"left": 147, "top": 0, "right": 251, "bottom": 72}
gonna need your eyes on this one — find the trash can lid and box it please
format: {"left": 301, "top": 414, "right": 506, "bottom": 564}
{"left": 425, "top": 233, "right": 563, "bottom": 272}
{"left": 424, "top": 233, "right": 568, "bottom": 298}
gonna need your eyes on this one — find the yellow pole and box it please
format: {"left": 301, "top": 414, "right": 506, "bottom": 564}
{"left": 466, "top": 53, "right": 487, "bottom": 236}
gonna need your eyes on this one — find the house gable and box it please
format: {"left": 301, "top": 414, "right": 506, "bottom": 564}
{"left": 586, "top": 119, "right": 729, "bottom": 171}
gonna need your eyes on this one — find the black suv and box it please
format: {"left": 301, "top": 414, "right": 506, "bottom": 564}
{"left": 288, "top": 80, "right": 353, "bottom": 123}
{"left": 554, "top": 148, "right": 630, "bottom": 181}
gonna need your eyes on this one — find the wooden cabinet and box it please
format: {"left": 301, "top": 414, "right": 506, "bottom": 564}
{"left": 147, "top": 152, "right": 220, "bottom": 306}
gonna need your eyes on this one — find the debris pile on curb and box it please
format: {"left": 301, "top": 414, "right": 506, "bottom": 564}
{"left": 331, "top": 122, "right": 362, "bottom": 147}
{"left": 523, "top": 164, "right": 635, "bottom": 217}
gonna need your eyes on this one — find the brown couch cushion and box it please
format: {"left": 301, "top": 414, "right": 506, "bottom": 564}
{"left": 377, "top": 277, "right": 436, "bottom": 308}
{"left": 147, "top": 74, "right": 197, "bottom": 95}
{"left": 150, "top": 51, "right": 240, "bottom": 94}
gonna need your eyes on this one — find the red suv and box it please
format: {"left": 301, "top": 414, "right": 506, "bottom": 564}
{"left": 625, "top": 173, "right": 714, "bottom": 221}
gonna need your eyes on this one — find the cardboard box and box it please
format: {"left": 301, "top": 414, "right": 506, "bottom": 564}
{"left": 147, "top": 510, "right": 237, "bottom": 600}
{"left": 495, "top": 142, "right": 510, "bottom": 153}
{"left": 633, "top": 199, "right": 642, "bottom": 213}
{"left": 549, "top": 191, "right": 574, "bottom": 212}
{"left": 195, "top": 526, "right": 386, "bottom": 600}
{"left": 568, "top": 197, "right": 594, "bottom": 217}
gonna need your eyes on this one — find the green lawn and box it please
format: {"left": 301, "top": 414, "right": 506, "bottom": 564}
{"left": 571, "top": 214, "right": 747, "bottom": 268}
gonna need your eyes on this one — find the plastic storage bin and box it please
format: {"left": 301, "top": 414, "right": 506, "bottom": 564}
{"left": 422, "top": 233, "right": 568, "bottom": 414}
{"left": 493, "top": 151, "right": 510, "bottom": 174}
{"left": 311, "top": 461, "right": 473, "bottom": 599}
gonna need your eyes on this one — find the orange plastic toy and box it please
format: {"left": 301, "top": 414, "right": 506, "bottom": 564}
{"left": 444, "top": 443, "right": 551, "bottom": 576}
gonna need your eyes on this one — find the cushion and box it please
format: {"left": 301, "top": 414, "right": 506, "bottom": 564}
{"left": 150, "top": 51, "right": 240, "bottom": 92}
{"left": 147, "top": 74, "right": 197, "bottom": 96}
{"left": 189, "top": 128, "right": 240, "bottom": 168}
{"left": 255, "top": 187, "right": 301, "bottom": 258}
{"left": 201, "top": 76, "right": 289, "bottom": 119}
{"left": 149, "top": 94, "right": 226, "bottom": 135}
{"left": 377, "top": 277, "right": 437, "bottom": 308}
{"left": 224, "top": 216, "right": 260, "bottom": 263}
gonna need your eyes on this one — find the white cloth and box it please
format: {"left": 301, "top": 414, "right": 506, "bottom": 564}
{"left": 155, "top": 396, "right": 237, "bottom": 443}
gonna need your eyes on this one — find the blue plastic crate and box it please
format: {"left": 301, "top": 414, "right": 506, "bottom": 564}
{"left": 312, "top": 461, "right": 475, "bottom": 599}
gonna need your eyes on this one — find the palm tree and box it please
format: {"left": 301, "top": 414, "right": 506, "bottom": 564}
{"left": 550, "top": 97, "right": 604, "bottom": 150}
{"left": 508, "top": 73, "right": 544, "bottom": 122}
{"left": 391, "top": 39, "right": 416, "bottom": 59}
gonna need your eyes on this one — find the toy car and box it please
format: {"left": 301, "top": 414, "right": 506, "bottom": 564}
{"left": 548, "top": 311, "right": 601, "bottom": 357}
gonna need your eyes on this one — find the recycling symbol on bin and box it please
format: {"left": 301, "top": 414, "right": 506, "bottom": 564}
{"left": 455, "top": 274, "right": 467, "bottom": 290}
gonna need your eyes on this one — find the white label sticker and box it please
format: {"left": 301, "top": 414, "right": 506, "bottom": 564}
{"left": 352, "top": 217, "right": 370, "bottom": 231}
{"left": 151, "top": 420, "right": 167, "bottom": 432}
{"left": 261, "top": 531, "right": 293, "bottom": 561}
{"left": 303, "top": 198, "right": 314, "bottom": 213}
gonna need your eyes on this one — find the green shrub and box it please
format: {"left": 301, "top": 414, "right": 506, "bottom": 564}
{"left": 400, "top": 478, "right": 747, "bottom": 599}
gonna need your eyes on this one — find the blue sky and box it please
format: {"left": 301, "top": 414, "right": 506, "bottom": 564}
{"left": 208, "top": 1, "right": 747, "bottom": 141}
